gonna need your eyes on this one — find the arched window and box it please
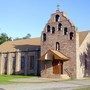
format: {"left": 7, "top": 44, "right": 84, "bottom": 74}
{"left": 64, "top": 27, "right": 68, "bottom": 35}
{"left": 56, "top": 42, "right": 60, "bottom": 50}
{"left": 52, "top": 27, "right": 55, "bottom": 34}
{"left": 70, "top": 32, "right": 74, "bottom": 40}
{"left": 47, "top": 25, "right": 50, "bottom": 32}
{"left": 58, "top": 23, "right": 62, "bottom": 31}
{"left": 42, "top": 33, "right": 46, "bottom": 41}
{"left": 55, "top": 14, "right": 60, "bottom": 22}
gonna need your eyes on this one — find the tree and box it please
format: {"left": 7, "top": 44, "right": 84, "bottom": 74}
{"left": 0, "top": 33, "right": 12, "bottom": 45}
{"left": 14, "top": 33, "right": 31, "bottom": 40}
{"left": 23, "top": 33, "right": 31, "bottom": 39}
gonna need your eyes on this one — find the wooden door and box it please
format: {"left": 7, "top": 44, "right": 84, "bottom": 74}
{"left": 52, "top": 60, "right": 63, "bottom": 74}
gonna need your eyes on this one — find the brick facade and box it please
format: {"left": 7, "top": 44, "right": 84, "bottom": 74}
{"left": 41, "top": 10, "right": 77, "bottom": 78}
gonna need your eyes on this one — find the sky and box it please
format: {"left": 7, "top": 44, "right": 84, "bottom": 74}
{"left": 0, "top": 0, "right": 90, "bottom": 39}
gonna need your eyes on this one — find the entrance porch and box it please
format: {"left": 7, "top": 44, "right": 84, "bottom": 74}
{"left": 40, "top": 49, "right": 69, "bottom": 78}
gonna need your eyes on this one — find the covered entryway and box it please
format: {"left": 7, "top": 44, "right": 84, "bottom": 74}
{"left": 40, "top": 49, "right": 69, "bottom": 77}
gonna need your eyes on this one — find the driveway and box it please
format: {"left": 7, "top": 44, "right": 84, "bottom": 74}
{"left": 0, "top": 78, "right": 90, "bottom": 90}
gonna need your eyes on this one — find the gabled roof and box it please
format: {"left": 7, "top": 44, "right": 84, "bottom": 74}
{"left": 79, "top": 31, "right": 90, "bottom": 46}
{"left": 0, "top": 37, "right": 40, "bottom": 53}
{"left": 40, "top": 49, "right": 69, "bottom": 61}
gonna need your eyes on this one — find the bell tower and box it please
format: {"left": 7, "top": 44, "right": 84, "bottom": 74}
{"left": 41, "top": 8, "right": 77, "bottom": 78}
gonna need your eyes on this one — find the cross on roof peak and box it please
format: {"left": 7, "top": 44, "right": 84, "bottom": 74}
{"left": 57, "top": 4, "right": 60, "bottom": 10}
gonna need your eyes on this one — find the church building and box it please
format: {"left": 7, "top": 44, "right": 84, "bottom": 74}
{"left": 0, "top": 9, "right": 90, "bottom": 79}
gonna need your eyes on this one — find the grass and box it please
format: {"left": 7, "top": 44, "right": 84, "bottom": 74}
{"left": 75, "top": 87, "right": 90, "bottom": 90}
{"left": 0, "top": 75, "right": 33, "bottom": 84}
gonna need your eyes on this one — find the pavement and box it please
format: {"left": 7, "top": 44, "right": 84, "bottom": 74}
{"left": 0, "top": 77, "right": 90, "bottom": 90}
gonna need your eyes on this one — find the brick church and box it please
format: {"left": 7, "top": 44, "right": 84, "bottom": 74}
{"left": 0, "top": 9, "right": 90, "bottom": 79}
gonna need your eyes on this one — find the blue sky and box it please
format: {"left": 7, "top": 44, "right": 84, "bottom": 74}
{"left": 0, "top": 0, "right": 90, "bottom": 38}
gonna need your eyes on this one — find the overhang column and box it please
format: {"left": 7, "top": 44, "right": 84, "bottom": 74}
{"left": 0, "top": 53, "right": 4, "bottom": 75}
{"left": 7, "top": 53, "right": 12, "bottom": 75}
{"left": 15, "top": 51, "right": 21, "bottom": 74}
{"left": 24, "top": 53, "right": 28, "bottom": 75}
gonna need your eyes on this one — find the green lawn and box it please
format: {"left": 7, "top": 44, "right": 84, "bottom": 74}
{"left": 0, "top": 75, "right": 33, "bottom": 84}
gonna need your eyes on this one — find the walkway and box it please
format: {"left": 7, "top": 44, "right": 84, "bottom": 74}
{"left": 0, "top": 77, "right": 90, "bottom": 90}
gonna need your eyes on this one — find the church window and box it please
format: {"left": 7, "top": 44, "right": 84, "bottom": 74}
{"left": 52, "top": 27, "right": 55, "bottom": 34}
{"left": 56, "top": 42, "right": 60, "bottom": 50}
{"left": 58, "top": 23, "right": 62, "bottom": 31}
{"left": 21, "top": 56, "right": 25, "bottom": 71}
{"left": 64, "top": 27, "right": 68, "bottom": 35}
{"left": 55, "top": 14, "right": 60, "bottom": 22}
{"left": 70, "top": 32, "right": 74, "bottom": 40}
{"left": 47, "top": 25, "right": 50, "bottom": 32}
{"left": 84, "top": 54, "right": 87, "bottom": 69}
{"left": 30, "top": 56, "right": 34, "bottom": 70}
{"left": 42, "top": 33, "right": 46, "bottom": 41}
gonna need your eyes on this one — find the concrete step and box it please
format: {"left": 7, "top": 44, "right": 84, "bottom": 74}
{"left": 60, "top": 74, "right": 70, "bottom": 80}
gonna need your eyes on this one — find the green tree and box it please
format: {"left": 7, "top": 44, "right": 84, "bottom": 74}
{"left": 14, "top": 33, "right": 31, "bottom": 40}
{"left": 0, "top": 33, "right": 12, "bottom": 44}
{"left": 23, "top": 33, "right": 31, "bottom": 39}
